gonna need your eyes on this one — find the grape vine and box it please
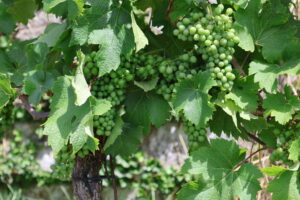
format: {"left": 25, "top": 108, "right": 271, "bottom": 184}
{"left": 1, "top": 0, "right": 300, "bottom": 199}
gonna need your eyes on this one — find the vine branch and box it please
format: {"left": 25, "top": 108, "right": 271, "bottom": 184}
{"left": 13, "top": 89, "right": 49, "bottom": 119}
{"left": 234, "top": 147, "right": 268, "bottom": 170}
{"left": 232, "top": 57, "right": 246, "bottom": 76}
{"left": 245, "top": 132, "right": 266, "bottom": 146}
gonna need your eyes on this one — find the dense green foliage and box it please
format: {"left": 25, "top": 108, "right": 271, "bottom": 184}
{"left": 1, "top": 0, "right": 300, "bottom": 199}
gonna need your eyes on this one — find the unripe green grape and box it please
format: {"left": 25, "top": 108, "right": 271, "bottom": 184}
{"left": 218, "top": 61, "right": 225, "bottom": 67}
{"left": 178, "top": 25, "right": 185, "bottom": 31}
{"left": 219, "top": 53, "right": 226, "bottom": 60}
{"left": 189, "top": 26, "right": 197, "bottom": 34}
{"left": 183, "top": 18, "right": 190, "bottom": 25}
{"left": 225, "top": 65, "right": 232, "bottom": 72}
{"left": 190, "top": 56, "right": 197, "bottom": 63}
{"left": 217, "top": 72, "right": 223, "bottom": 79}
{"left": 226, "top": 8, "right": 234, "bottom": 15}
{"left": 173, "top": 29, "right": 179, "bottom": 36}
{"left": 193, "top": 34, "right": 200, "bottom": 41}
{"left": 213, "top": 67, "right": 221, "bottom": 73}
{"left": 220, "top": 38, "right": 227, "bottom": 46}
{"left": 204, "top": 40, "right": 212, "bottom": 46}
{"left": 199, "top": 35, "right": 206, "bottom": 41}
{"left": 221, "top": 76, "right": 227, "bottom": 82}
{"left": 183, "top": 29, "right": 189, "bottom": 36}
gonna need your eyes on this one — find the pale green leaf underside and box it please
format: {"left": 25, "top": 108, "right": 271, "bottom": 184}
{"left": 72, "top": 52, "right": 91, "bottom": 106}
{"left": 131, "top": 12, "right": 148, "bottom": 52}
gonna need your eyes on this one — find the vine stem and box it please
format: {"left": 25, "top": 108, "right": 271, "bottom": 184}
{"left": 233, "top": 147, "right": 268, "bottom": 171}
{"left": 13, "top": 89, "right": 49, "bottom": 119}
{"left": 245, "top": 132, "right": 266, "bottom": 146}
{"left": 232, "top": 57, "right": 246, "bottom": 76}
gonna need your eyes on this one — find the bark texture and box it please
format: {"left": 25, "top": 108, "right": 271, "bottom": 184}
{"left": 72, "top": 150, "right": 105, "bottom": 200}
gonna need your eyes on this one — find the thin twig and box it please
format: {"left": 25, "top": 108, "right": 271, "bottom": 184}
{"left": 241, "top": 52, "right": 251, "bottom": 68}
{"left": 13, "top": 93, "right": 49, "bottom": 119}
{"left": 234, "top": 147, "right": 267, "bottom": 170}
{"left": 246, "top": 132, "right": 266, "bottom": 146}
{"left": 232, "top": 57, "right": 246, "bottom": 76}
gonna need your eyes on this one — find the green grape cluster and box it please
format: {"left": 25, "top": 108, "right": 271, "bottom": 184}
{"left": 51, "top": 146, "right": 75, "bottom": 181}
{"left": 0, "top": 103, "right": 16, "bottom": 136}
{"left": 135, "top": 54, "right": 163, "bottom": 79}
{"left": 93, "top": 108, "right": 117, "bottom": 136}
{"left": 83, "top": 51, "right": 99, "bottom": 79}
{"left": 156, "top": 53, "right": 198, "bottom": 101}
{"left": 173, "top": 4, "right": 239, "bottom": 91}
{"left": 120, "top": 53, "right": 163, "bottom": 80}
{"left": 183, "top": 120, "right": 207, "bottom": 152}
{"left": 91, "top": 68, "right": 133, "bottom": 107}
{"left": 90, "top": 63, "right": 133, "bottom": 136}
{"left": 270, "top": 125, "right": 300, "bottom": 165}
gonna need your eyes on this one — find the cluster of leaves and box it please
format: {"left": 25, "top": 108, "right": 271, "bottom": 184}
{"left": 0, "top": 0, "right": 300, "bottom": 199}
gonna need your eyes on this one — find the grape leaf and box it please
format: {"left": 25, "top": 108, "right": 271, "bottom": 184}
{"left": 179, "top": 139, "right": 262, "bottom": 200}
{"left": 43, "top": 77, "right": 110, "bottom": 154}
{"left": 71, "top": 52, "right": 91, "bottom": 106}
{"left": 4, "top": 41, "right": 31, "bottom": 86}
{"left": 104, "top": 117, "right": 143, "bottom": 157}
{"left": 70, "top": 0, "right": 135, "bottom": 56}
{"left": 258, "top": 121, "right": 280, "bottom": 148}
{"left": 209, "top": 107, "right": 244, "bottom": 139}
{"left": 216, "top": 97, "right": 241, "bottom": 128}
{"left": 263, "top": 90, "right": 300, "bottom": 125}
{"left": 131, "top": 12, "right": 148, "bottom": 52}
{"left": 43, "top": 0, "right": 84, "bottom": 19}
{"left": 261, "top": 166, "right": 287, "bottom": 176}
{"left": 226, "top": 76, "right": 259, "bottom": 111}
{"left": 8, "top": 0, "right": 37, "bottom": 24}
{"left": 124, "top": 87, "right": 171, "bottom": 133}
{"left": 0, "top": 50, "right": 13, "bottom": 73}
{"left": 169, "top": 0, "right": 191, "bottom": 23}
{"left": 134, "top": 77, "right": 159, "bottom": 92}
{"left": 173, "top": 71, "right": 216, "bottom": 126}
{"left": 267, "top": 171, "right": 300, "bottom": 200}
{"left": 241, "top": 117, "right": 267, "bottom": 133}
{"left": 0, "top": 3, "right": 16, "bottom": 34}
{"left": 235, "top": 0, "right": 296, "bottom": 62}
{"left": 23, "top": 71, "right": 55, "bottom": 105}
{"left": 69, "top": 0, "right": 112, "bottom": 46}
{"left": 249, "top": 60, "right": 300, "bottom": 93}
{"left": 88, "top": 28, "right": 124, "bottom": 76}
{"left": 289, "top": 139, "right": 300, "bottom": 162}
{"left": 221, "top": 0, "right": 249, "bottom": 8}
{"left": 43, "top": 0, "right": 65, "bottom": 11}
{"left": 26, "top": 43, "right": 49, "bottom": 69}
{"left": 0, "top": 74, "right": 16, "bottom": 109}
{"left": 34, "top": 23, "right": 67, "bottom": 47}
{"left": 233, "top": 23, "right": 254, "bottom": 52}
{"left": 282, "top": 40, "right": 300, "bottom": 62}
{"left": 249, "top": 61, "right": 278, "bottom": 93}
